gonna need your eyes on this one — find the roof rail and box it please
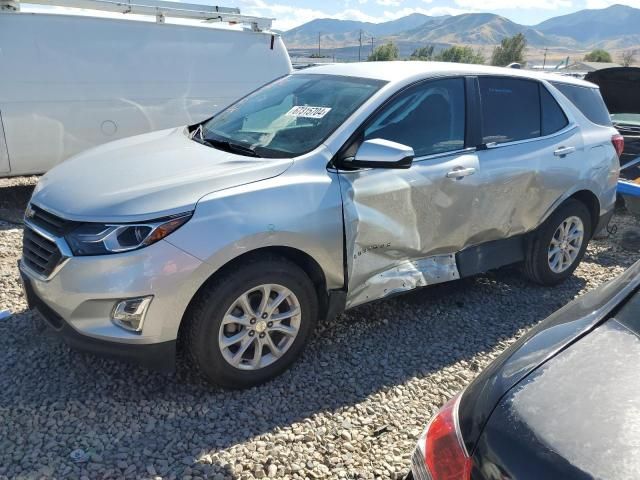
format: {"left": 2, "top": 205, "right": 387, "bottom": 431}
{"left": 4, "top": 0, "right": 273, "bottom": 31}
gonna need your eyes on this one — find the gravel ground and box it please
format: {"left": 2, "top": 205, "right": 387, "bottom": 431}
{"left": 1, "top": 176, "right": 639, "bottom": 480}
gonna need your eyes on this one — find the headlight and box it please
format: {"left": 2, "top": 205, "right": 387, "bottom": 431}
{"left": 65, "top": 213, "right": 192, "bottom": 256}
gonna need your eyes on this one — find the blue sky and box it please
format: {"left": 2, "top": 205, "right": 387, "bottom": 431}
{"left": 236, "top": 0, "right": 640, "bottom": 30}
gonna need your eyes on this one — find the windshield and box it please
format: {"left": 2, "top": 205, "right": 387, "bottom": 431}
{"left": 202, "top": 74, "right": 386, "bottom": 158}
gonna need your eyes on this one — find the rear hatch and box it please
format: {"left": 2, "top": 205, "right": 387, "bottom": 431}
{"left": 471, "top": 289, "right": 640, "bottom": 479}
{"left": 456, "top": 260, "right": 640, "bottom": 454}
{"left": 585, "top": 67, "right": 640, "bottom": 181}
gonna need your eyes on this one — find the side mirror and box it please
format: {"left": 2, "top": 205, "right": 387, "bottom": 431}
{"left": 343, "top": 138, "right": 414, "bottom": 169}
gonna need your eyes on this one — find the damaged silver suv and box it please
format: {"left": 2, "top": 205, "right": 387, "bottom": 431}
{"left": 20, "top": 62, "right": 620, "bottom": 387}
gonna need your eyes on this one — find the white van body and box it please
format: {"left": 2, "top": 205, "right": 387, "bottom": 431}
{"left": 0, "top": 11, "right": 292, "bottom": 176}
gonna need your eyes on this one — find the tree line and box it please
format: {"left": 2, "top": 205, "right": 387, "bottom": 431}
{"left": 367, "top": 33, "right": 636, "bottom": 67}
{"left": 368, "top": 33, "right": 527, "bottom": 66}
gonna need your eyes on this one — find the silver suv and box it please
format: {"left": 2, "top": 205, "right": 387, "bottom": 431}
{"left": 20, "top": 63, "right": 620, "bottom": 387}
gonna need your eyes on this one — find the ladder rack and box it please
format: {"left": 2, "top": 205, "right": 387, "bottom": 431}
{"left": 2, "top": 0, "right": 274, "bottom": 31}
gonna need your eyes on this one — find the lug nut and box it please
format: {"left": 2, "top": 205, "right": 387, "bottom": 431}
{"left": 259, "top": 332, "right": 265, "bottom": 338}
{"left": 267, "top": 321, "right": 273, "bottom": 328}
{"left": 248, "top": 331, "right": 255, "bottom": 337}
{"left": 261, "top": 313, "right": 268, "bottom": 319}
{"left": 250, "top": 318, "right": 256, "bottom": 324}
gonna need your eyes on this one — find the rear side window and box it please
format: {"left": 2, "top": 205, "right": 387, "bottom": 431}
{"left": 540, "top": 86, "right": 569, "bottom": 135}
{"left": 550, "top": 83, "right": 611, "bottom": 126}
{"left": 479, "top": 77, "right": 540, "bottom": 144}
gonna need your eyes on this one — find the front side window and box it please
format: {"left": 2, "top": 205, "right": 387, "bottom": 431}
{"left": 479, "top": 77, "right": 541, "bottom": 144}
{"left": 363, "top": 78, "right": 466, "bottom": 157}
{"left": 202, "top": 74, "right": 386, "bottom": 158}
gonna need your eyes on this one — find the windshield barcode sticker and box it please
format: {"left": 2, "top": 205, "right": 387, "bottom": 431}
{"left": 285, "top": 106, "right": 332, "bottom": 119}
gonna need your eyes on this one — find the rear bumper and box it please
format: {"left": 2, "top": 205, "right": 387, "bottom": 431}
{"left": 21, "top": 268, "right": 176, "bottom": 372}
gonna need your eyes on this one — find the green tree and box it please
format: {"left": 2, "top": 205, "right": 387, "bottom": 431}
{"left": 584, "top": 49, "right": 612, "bottom": 62}
{"left": 434, "top": 45, "right": 485, "bottom": 64}
{"left": 491, "top": 33, "right": 527, "bottom": 66}
{"left": 410, "top": 45, "right": 435, "bottom": 61}
{"left": 368, "top": 42, "right": 399, "bottom": 62}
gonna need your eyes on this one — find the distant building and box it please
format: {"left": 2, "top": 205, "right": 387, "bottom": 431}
{"left": 290, "top": 56, "right": 336, "bottom": 69}
{"left": 566, "top": 61, "right": 622, "bottom": 72}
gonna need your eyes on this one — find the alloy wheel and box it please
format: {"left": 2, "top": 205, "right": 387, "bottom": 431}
{"left": 548, "top": 216, "right": 585, "bottom": 274}
{"left": 218, "top": 284, "right": 301, "bottom": 370}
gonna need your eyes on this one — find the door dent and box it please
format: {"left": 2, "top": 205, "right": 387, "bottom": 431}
{"left": 347, "top": 253, "right": 459, "bottom": 308}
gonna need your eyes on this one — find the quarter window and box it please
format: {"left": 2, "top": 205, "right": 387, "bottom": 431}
{"left": 479, "top": 77, "right": 541, "bottom": 144}
{"left": 540, "top": 85, "right": 569, "bottom": 135}
{"left": 364, "top": 78, "right": 466, "bottom": 157}
{"left": 550, "top": 82, "right": 612, "bottom": 126}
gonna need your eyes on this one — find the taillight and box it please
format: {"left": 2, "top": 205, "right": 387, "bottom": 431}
{"left": 612, "top": 134, "right": 625, "bottom": 158}
{"left": 411, "top": 394, "right": 471, "bottom": 480}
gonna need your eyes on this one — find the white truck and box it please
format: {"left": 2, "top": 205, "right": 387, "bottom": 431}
{"left": 0, "top": 0, "right": 292, "bottom": 176}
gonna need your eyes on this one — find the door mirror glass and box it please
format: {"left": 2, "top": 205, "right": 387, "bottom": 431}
{"left": 345, "top": 138, "right": 414, "bottom": 169}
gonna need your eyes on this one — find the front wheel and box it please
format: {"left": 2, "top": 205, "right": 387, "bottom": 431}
{"left": 523, "top": 199, "right": 592, "bottom": 286}
{"left": 185, "top": 256, "right": 318, "bottom": 388}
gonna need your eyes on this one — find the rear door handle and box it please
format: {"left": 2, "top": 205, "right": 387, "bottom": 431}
{"left": 554, "top": 146, "right": 576, "bottom": 157}
{"left": 446, "top": 167, "right": 477, "bottom": 179}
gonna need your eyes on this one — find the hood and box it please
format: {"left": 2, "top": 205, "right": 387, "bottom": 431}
{"left": 31, "top": 128, "right": 293, "bottom": 222}
{"left": 585, "top": 67, "right": 640, "bottom": 115}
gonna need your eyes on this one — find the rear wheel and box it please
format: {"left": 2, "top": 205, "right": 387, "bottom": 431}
{"left": 524, "top": 199, "right": 592, "bottom": 286}
{"left": 185, "top": 256, "right": 318, "bottom": 388}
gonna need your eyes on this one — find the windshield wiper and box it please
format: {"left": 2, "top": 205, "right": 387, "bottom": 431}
{"left": 203, "top": 137, "right": 260, "bottom": 157}
{"left": 191, "top": 126, "right": 261, "bottom": 157}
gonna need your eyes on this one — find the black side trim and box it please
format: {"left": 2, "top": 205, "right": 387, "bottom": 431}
{"left": 21, "top": 269, "right": 176, "bottom": 373}
{"left": 456, "top": 235, "right": 525, "bottom": 278}
{"left": 325, "top": 289, "right": 347, "bottom": 321}
{"left": 593, "top": 208, "right": 615, "bottom": 237}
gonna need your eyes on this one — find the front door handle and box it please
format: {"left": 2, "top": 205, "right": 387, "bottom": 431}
{"left": 446, "top": 167, "right": 477, "bottom": 179}
{"left": 554, "top": 146, "right": 576, "bottom": 157}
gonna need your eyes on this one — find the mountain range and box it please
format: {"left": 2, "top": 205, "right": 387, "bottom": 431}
{"left": 284, "top": 4, "right": 640, "bottom": 60}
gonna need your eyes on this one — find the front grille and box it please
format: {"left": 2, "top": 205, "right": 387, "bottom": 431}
{"left": 22, "top": 227, "right": 63, "bottom": 278}
{"left": 411, "top": 447, "right": 432, "bottom": 480}
{"left": 27, "top": 205, "right": 77, "bottom": 236}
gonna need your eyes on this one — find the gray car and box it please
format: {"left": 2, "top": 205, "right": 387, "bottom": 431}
{"left": 20, "top": 62, "right": 620, "bottom": 388}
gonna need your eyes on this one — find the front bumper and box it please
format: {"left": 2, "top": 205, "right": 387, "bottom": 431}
{"left": 19, "top": 239, "right": 209, "bottom": 371}
{"left": 22, "top": 270, "right": 176, "bottom": 371}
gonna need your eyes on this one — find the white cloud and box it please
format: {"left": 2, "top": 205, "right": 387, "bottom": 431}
{"left": 585, "top": 0, "right": 640, "bottom": 7}
{"left": 455, "top": 0, "right": 572, "bottom": 9}
{"left": 377, "top": 0, "right": 401, "bottom": 6}
{"left": 381, "top": 5, "right": 468, "bottom": 18}
{"left": 239, "top": 0, "right": 387, "bottom": 29}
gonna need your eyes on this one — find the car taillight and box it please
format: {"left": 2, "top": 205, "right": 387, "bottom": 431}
{"left": 612, "top": 134, "right": 625, "bottom": 158}
{"left": 411, "top": 394, "right": 471, "bottom": 480}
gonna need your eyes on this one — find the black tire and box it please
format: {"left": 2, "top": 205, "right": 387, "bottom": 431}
{"left": 185, "top": 255, "right": 318, "bottom": 389}
{"left": 523, "top": 199, "right": 592, "bottom": 286}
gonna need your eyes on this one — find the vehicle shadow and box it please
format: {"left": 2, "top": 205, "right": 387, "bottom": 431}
{"left": 0, "top": 264, "right": 590, "bottom": 479}
{"left": 0, "top": 181, "right": 34, "bottom": 224}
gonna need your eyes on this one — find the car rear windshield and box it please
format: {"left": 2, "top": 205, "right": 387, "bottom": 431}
{"left": 203, "top": 74, "right": 386, "bottom": 158}
{"left": 550, "top": 82, "right": 612, "bottom": 126}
